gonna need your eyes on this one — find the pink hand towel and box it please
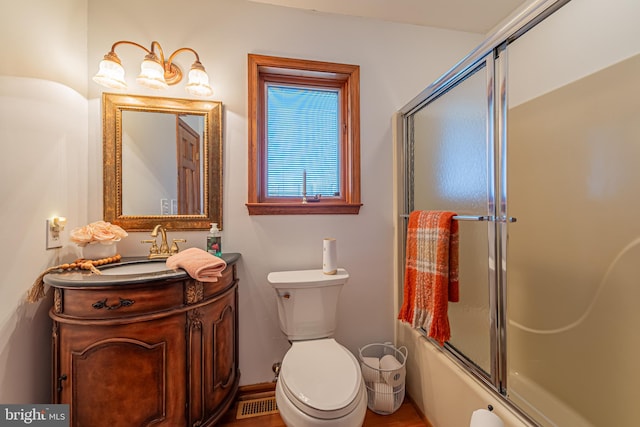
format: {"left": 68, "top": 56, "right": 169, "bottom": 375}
{"left": 166, "top": 247, "right": 227, "bottom": 282}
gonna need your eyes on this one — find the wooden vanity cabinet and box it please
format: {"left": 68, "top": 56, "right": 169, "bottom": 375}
{"left": 49, "top": 261, "right": 239, "bottom": 427}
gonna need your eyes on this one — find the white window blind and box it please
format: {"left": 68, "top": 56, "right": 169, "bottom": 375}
{"left": 266, "top": 85, "right": 340, "bottom": 198}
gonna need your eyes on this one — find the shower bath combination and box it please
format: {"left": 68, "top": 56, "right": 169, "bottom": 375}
{"left": 395, "top": 0, "right": 640, "bottom": 425}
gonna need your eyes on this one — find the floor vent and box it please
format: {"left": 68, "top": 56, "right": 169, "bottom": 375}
{"left": 236, "top": 396, "right": 279, "bottom": 419}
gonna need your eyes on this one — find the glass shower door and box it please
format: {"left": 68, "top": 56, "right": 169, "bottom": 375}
{"left": 409, "top": 59, "right": 496, "bottom": 379}
{"left": 506, "top": 2, "right": 640, "bottom": 424}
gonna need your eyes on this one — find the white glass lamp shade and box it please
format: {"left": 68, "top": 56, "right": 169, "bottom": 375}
{"left": 136, "top": 55, "right": 168, "bottom": 90}
{"left": 92, "top": 57, "right": 127, "bottom": 89}
{"left": 185, "top": 64, "right": 213, "bottom": 97}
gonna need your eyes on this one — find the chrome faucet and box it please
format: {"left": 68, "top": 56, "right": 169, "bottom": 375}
{"left": 142, "top": 225, "right": 186, "bottom": 259}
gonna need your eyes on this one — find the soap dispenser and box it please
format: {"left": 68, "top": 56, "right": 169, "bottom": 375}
{"left": 207, "top": 223, "right": 222, "bottom": 256}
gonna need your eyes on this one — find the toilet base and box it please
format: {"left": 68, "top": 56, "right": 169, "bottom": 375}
{"left": 276, "top": 378, "right": 367, "bottom": 427}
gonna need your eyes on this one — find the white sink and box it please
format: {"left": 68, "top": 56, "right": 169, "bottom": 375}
{"left": 99, "top": 261, "right": 173, "bottom": 275}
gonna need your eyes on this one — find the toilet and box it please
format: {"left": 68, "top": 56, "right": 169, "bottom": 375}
{"left": 268, "top": 268, "right": 367, "bottom": 427}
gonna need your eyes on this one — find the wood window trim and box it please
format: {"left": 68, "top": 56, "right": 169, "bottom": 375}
{"left": 247, "top": 54, "right": 361, "bottom": 215}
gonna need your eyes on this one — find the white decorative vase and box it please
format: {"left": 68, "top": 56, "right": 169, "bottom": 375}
{"left": 80, "top": 242, "right": 117, "bottom": 260}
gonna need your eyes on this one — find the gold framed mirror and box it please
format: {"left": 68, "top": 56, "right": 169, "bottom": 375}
{"left": 102, "top": 93, "right": 222, "bottom": 231}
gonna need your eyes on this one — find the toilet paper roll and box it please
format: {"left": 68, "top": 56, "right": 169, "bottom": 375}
{"left": 380, "top": 354, "right": 406, "bottom": 387}
{"left": 373, "top": 382, "right": 395, "bottom": 413}
{"left": 360, "top": 357, "right": 381, "bottom": 383}
{"left": 469, "top": 409, "right": 505, "bottom": 427}
{"left": 322, "top": 238, "right": 337, "bottom": 275}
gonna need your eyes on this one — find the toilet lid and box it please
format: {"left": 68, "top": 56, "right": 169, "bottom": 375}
{"left": 280, "top": 339, "right": 363, "bottom": 419}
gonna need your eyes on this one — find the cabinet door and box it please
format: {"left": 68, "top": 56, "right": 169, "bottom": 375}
{"left": 206, "top": 287, "right": 237, "bottom": 412}
{"left": 188, "top": 286, "right": 238, "bottom": 425}
{"left": 57, "top": 313, "right": 187, "bottom": 427}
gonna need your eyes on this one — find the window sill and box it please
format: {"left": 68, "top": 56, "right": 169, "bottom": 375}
{"left": 246, "top": 202, "right": 362, "bottom": 215}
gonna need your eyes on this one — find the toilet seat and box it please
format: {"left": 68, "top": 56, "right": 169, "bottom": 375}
{"left": 279, "top": 339, "right": 364, "bottom": 420}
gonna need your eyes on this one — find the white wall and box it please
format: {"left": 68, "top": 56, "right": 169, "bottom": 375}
{"left": 0, "top": 0, "right": 87, "bottom": 95}
{"left": 0, "top": 0, "right": 88, "bottom": 403}
{"left": 87, "top": 0, "right": 483, "bottom": 386}
{"left": 0, "top": 0, "right": 483, "bottom": 404}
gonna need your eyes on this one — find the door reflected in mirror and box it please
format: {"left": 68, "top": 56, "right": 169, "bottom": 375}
{"left": 103, "top": 93, "right": 222, "bottom": 231}
{"left": 122, "top": 111, "right": 204, "bottom": 216}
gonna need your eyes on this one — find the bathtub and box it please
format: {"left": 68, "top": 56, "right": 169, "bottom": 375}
{"left": 396, "top": 322, "right": 532, "bottom": 427}
{"left": 507, "top": 371, "right": 594, "bottom": 427}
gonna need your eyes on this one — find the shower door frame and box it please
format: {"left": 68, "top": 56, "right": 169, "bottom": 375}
{"left": 398, "top": 0, "right": 571, "bottom": 400}
{"left": 400, "top": 46, "right": 503, "bottom": 393}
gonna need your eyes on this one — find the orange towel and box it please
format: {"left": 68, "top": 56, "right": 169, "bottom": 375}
{"left": 398, "top": 211, "right": 459, "bottom": 346}
{"left": 166, "top": 247, "right": 226, "bottom": 282}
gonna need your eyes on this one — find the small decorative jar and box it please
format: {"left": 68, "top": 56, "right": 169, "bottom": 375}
{"left": 79, "top": 242, "right": 117, "bottom": 260}
{"left": 70, "top": 221, "right": 127, "bottom": 260}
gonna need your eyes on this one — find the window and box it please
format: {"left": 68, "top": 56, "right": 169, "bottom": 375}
{"left": 247, "top": 54, "right": 361, "bottom": 215}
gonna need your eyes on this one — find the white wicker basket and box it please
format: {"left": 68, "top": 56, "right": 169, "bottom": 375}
{"left": 358, "top": 343, "right": 407, "bottom": 415}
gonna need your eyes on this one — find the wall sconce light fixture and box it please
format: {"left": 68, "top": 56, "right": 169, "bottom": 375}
{"left": 93, "top": 40, "right": 213, "bottom": 97}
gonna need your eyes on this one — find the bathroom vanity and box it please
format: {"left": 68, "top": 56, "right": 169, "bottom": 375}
{"left": 44, "top": 253, "right": 240, "bottom": 427}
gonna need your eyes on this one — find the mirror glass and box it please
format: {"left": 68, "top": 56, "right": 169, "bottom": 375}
{"left": 103, "top": 93, "right": 222, "bottom": 231}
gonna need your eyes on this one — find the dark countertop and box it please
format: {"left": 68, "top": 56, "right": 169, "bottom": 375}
{"left": 44, "top": 253, "right": 241, "bottom": 288}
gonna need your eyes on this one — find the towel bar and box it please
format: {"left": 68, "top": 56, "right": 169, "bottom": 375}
{"left": 454, "top": 215, "right": 491, "bottom": 221}
{"left": 400, "top": 214, "right": 516, "bottom": 222}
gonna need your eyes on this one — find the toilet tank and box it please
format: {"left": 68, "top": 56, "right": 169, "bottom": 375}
{"left": 267, "top": 268, "right": 349, "bottom": 341}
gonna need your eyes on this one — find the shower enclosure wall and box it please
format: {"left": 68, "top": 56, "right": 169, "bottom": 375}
{"left": 395, "top": 0, "right": 640, "bottom": 426}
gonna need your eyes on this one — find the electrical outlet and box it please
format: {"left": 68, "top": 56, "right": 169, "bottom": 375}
{"left": 46, "top": 219, "right": 62, "bottom": 249}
